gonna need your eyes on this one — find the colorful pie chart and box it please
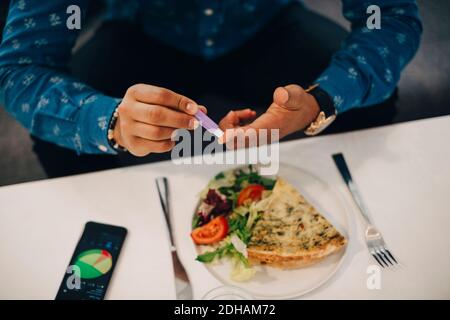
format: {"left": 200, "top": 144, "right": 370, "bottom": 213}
{"left": 74, "top": 249, "right": 113, "bottom": 279}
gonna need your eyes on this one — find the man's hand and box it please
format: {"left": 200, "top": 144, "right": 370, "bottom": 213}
{"left": 114, "top": 84, "right": 206, "bottom": 156}
{"left": 219, "top": 84, "right": 320, "bottom": 143}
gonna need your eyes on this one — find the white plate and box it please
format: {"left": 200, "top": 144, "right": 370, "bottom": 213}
{"left": 193, "top": 163, "right": 351, "bottom": 299}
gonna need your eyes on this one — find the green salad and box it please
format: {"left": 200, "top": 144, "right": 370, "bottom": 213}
{"left": 190, "top": 165, "right": 276, "bottom": 281}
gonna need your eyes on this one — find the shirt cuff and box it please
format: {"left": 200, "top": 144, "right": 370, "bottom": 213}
{"left": 78, "top": 94, "right": 122, "bottom": 155}
{"left": 315, "top": 64, "right": 366, "bottom": 114}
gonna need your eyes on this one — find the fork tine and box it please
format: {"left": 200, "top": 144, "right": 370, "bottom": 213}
{"left": 385, "top": 249, "right": 398, "bottom": 264}
{"left": 375, "top": 250, "right": 390, "bottom": 267}
{"left": 371, "top": 252, "right": 385, "bottom": 268}
{"left": 379, "top": 249, "right": 394, "bottom": 266}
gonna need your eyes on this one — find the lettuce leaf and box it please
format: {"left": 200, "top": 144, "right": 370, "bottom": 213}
{"left": 196, "top": 243, "right": 233, "bottom": 263}
{"left": 230, "top": 257, "right": 256, "bottom": 282}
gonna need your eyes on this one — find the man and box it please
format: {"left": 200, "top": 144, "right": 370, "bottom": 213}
{"left": 0, "top": 1, "right": 421, "bottom": 175}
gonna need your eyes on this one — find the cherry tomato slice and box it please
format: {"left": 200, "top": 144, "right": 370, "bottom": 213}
{"left": 237, "top": 184, "right": 265, "bottom": 206}
{"left": 191, "top": 216, "right": 229, "bottom": 245}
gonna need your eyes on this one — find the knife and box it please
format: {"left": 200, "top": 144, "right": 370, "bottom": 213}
{"left": 155, "top": 177, "right": 193, "bottom": 299}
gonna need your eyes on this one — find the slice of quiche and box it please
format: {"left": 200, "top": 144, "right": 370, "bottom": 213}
{"left": 247, "top": 178, "right": 347, "bottom": 269}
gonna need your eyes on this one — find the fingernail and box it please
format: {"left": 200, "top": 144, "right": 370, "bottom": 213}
{"left": 199, "top": 105, "right": 207, "bottom": 114}
{"left": 189, "top": 119, "right": 199, "bottom": 129}
{"left": 186, "top": 103, "right": 197, "bottom": 114}
{"left": 276, "top": 87, "right": 289, "bottom": 104}
{"left": 171, "top": 129, "right": 179, "bottom": 140}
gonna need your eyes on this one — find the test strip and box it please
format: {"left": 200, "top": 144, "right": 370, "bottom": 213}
{"left": 194, "top": 110, "right": 224, "bottom": 138}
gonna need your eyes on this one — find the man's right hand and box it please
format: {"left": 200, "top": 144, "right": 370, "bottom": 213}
{"left": 113, "top": 84, "right": 206, "bottom": 156}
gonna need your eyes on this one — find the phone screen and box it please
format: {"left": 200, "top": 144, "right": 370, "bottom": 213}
{"left": 55, "top": 221, "right": 127, "bottom": 300}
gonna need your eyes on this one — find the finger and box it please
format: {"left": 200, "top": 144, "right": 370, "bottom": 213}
{"left": 233, "top": 108, "right": 257, "bottom": 122}
{"left": 219, "top": 109, "right": 256, "bottom": 130}
{"left": 221, "top": 109, "right": 282, "bottom": 146}
{"left": 273, "top": 84, "right": 307, "bottom": 110}
{"left": 219, "top": 111, "right": 239, "bottom": 130}
{"left": 130, "top": 122, "right": 175, "bottom": 141}
{"left": 128, "top": 137, "right": 175, "bottom": 157}
{"left": 122, "top": 102, "right": 196, "bottom": 129}
{"left": 127, "top": 84, "right": 199, "bottom": 115}
{"left": 244, "top": 108, "right": 284, "bottom": 130}
{"left": 219, "top": 109, "right": 257, "bottom": 143}
{"left": 199, "top": 105, "right": 208, "bottom": 114}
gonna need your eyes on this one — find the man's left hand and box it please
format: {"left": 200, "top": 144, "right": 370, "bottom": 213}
{"left": 219, "top": 84, "right": 320, "bottom": 143}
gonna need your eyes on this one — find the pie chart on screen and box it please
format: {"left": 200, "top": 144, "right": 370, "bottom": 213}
{"left": 74, "top": 249, "right": 113, "bottom": 279}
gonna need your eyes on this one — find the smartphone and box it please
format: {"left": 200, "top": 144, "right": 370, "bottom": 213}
{"left": 55, "top": 221, "right": 127, "bottom": 300}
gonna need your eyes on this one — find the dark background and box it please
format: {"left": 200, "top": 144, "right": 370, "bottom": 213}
{"left": 0, "top": 0, "right": 449, "bottom": 186}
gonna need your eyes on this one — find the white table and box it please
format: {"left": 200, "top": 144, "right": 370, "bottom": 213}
{"left": 1, "top": 116, "right": 449, "bottom": 300}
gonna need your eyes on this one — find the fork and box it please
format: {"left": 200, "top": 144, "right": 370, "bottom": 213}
{"left": 332, "top": 153, "right": 398, "bottom": 268}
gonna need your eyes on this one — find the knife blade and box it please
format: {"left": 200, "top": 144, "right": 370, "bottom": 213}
{"left": 155, "top": 177, "right": 193, "bottom": 300}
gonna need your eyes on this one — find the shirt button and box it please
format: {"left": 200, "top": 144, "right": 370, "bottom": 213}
{"left": 205, "top": 38, "right": 214, "bottom": 47}
{"left": 204, "top": 8, "right": 214, "bottom": 16}
{"left": 98, "top": 144, "right": 108, "bottom": 152}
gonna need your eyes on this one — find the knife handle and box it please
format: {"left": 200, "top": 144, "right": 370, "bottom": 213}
{"left": 332, "top": 153, "right": 373, "bottom": 226}
{"left": 156, "top": 177, "right": 176, "bottom": 251}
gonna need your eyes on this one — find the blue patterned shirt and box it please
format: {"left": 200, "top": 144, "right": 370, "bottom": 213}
{"left": 0, "top": 0, "right": 422, "bottom": 154}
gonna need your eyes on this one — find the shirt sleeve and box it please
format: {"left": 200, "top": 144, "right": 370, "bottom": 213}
{"left": 0, "top": 0, "right": 120, "bottom": 154}
{"left": 315, "top": 0, "right": 422, "bottom": 113}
